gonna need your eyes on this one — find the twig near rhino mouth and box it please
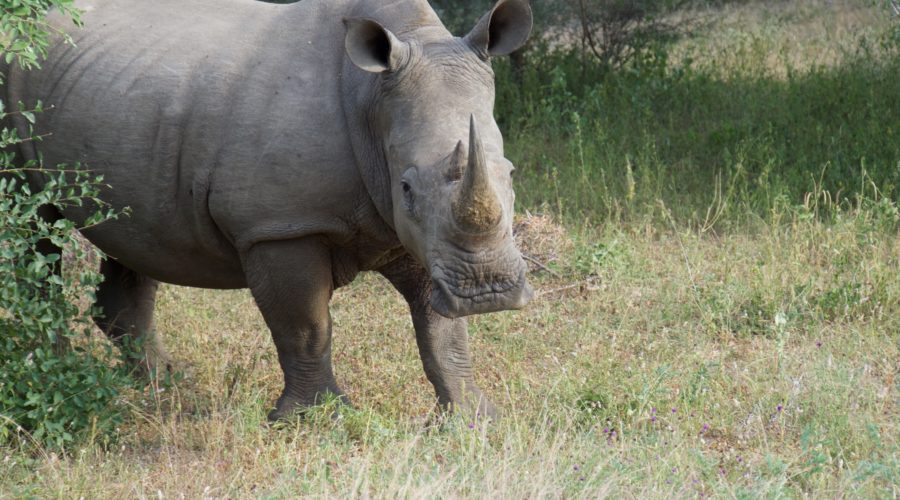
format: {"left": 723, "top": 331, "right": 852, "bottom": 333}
{"left": 522, "top": 253, "right": 563, "bottom": 279}
{"left": 536, "top": 275, "right": 601, "bottom": 299}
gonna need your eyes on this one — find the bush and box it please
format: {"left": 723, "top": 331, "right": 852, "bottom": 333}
{"left": 1, "top": 0, "right": 131, "bottom": 449}
{"left": 544, "top": 0, "right": 689, "bottom": 72}
{"left": 0, "top": 168, "right": 128, "bottom": 448}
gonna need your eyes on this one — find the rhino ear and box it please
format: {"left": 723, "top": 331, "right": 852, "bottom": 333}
{"left": 344, "top": 18, "right": 407, "bottom": 73}
{"left": 465, "top": 0, "right": 533, "bottom": 58}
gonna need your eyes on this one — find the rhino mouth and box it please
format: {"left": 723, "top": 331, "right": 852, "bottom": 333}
{"left": 429, "top": 257, "right": 533, "bottom": 319}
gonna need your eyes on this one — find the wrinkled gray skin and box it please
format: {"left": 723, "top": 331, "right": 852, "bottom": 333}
{"left": 4, "top": 0, "right": 534, "bottom": 420}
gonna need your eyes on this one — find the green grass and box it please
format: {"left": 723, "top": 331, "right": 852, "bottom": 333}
{"left": 1, "top": 0, "right": 898, "bottom": 497}
{"left": 497, "top": 0, "right": 899, "bottom": 225}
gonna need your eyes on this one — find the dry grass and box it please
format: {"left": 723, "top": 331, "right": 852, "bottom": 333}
{"left": 515, "top": 211, "right": 575, "bottom": 274}
{"left": 2, "top": 202, "right": 897, "bottom": 497}
{"left": 673, "top": 0, "right": 893, "bottom": 77}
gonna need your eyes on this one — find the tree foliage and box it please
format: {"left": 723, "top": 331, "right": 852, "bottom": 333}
{"left": 557, "top": 0, "right": 689, "bottom": 71}
{"left": 432, "top": 0, "right": 690, "bottom": 73}
{"left": 1, "top": 0, "right": 80, "bottom": 68}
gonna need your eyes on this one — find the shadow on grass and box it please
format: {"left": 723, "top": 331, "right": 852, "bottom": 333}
{"left": 496, "top": 47, "right": 900, "bottom": 225}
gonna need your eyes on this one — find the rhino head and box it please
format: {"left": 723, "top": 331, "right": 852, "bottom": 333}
{"left": 344, "top": 0, "right": 534, "bottom": 318}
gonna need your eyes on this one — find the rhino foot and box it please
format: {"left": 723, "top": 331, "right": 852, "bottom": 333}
{"left": 134, "top": 350, "right": 176, "bottom": 382}
{"left": 424, "top": 394, "right": 499, "bottom": 429}
{"left": 122, "top": 332, "right": 176, "bottom": 383}
{"left": 449, "top": 390, "right": 500, "bottom": 421}
{"left": 267, "top": 391, "right": 351, "bottom": 422}
{"left": 427, "top": 387, "right": 500, "bottom": 426}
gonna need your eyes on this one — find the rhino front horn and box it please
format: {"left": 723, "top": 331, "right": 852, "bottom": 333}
{"left": 452, "top": 115, "right": 502, "bottom": 232}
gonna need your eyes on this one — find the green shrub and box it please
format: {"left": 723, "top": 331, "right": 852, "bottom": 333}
{"left": 0, "top": 168, "right": 129, "bottom": 449}
{"left": 1, "top": 0, "right": 131, "bottom": 450}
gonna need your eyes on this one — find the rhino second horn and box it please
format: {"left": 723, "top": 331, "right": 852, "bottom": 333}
{"left": 445, "top": 140, "right": 467, "bottom": 182}
{"left": 452, "top": 115, "right": 502, "bottom": 232}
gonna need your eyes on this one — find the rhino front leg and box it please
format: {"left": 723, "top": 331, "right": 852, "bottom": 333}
{"left": 379, "top": 255, "right": 498, "bottom": 420}
{"left": 243, "top": 238, "right": 345, "bottom": 421}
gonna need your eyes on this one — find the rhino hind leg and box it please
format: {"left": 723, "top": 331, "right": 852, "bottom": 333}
{"left": 93, "top": 258, "right": 173, "bottom": 378}
{"left": 243, "top": 238, "right": 346, "bottom": 421}
{"left": 35, "top": 204, "right": 71, "bottom": 354}
{"left": 379, "top": 255, "right": 499, "bottom": 421}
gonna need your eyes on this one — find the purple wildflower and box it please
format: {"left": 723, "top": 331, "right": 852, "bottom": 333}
{"left": 777, "top": 404, "right": 783, "bottom": 412}
{"left": 701, "top": 423, "right": 710, "bottom": 434}
{"left": 671, "top": 408, "right": 677, "bottom": 414}
{"left": 574, "top": 465, "right": 580, "bottom": 471}
{"left": 468, "top": 423, "right": 475, "bottom": 429}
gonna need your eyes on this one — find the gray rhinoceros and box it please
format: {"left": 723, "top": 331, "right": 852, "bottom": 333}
{"left": 4, "top": 0, "right": 533, "bottom": 419}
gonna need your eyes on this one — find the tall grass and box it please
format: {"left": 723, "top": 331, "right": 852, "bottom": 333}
{"left": 496, "top": 6, "right": 899, "bottom": 227}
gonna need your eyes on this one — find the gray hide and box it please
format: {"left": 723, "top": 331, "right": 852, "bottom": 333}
{"left": 3, "top": 0, "right": 534, "bottom": 420}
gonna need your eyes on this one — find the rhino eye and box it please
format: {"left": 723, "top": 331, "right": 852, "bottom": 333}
{"left": 401, "top": 180, "right": 418, "bottom": 219}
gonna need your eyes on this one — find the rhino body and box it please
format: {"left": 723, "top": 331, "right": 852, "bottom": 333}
{"left": 5, "top": 0, "right": 533, "bottom": 419}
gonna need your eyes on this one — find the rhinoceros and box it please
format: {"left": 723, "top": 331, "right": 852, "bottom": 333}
{"left": 4, "top": 0, "right": 534, "bottom": 420}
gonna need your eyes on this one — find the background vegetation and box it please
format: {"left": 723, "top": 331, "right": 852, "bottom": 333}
{"left": 2, "top": 0, "right": 898, "bottom": 497}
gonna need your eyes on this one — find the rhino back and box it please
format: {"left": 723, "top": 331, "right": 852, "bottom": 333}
{"left": 13, "top": 0, "right": 377, "bottom": 287}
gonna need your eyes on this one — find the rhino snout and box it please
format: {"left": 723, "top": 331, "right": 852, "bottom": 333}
{"left": 429, "top": 259, "right": 533, "bottom": 319}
